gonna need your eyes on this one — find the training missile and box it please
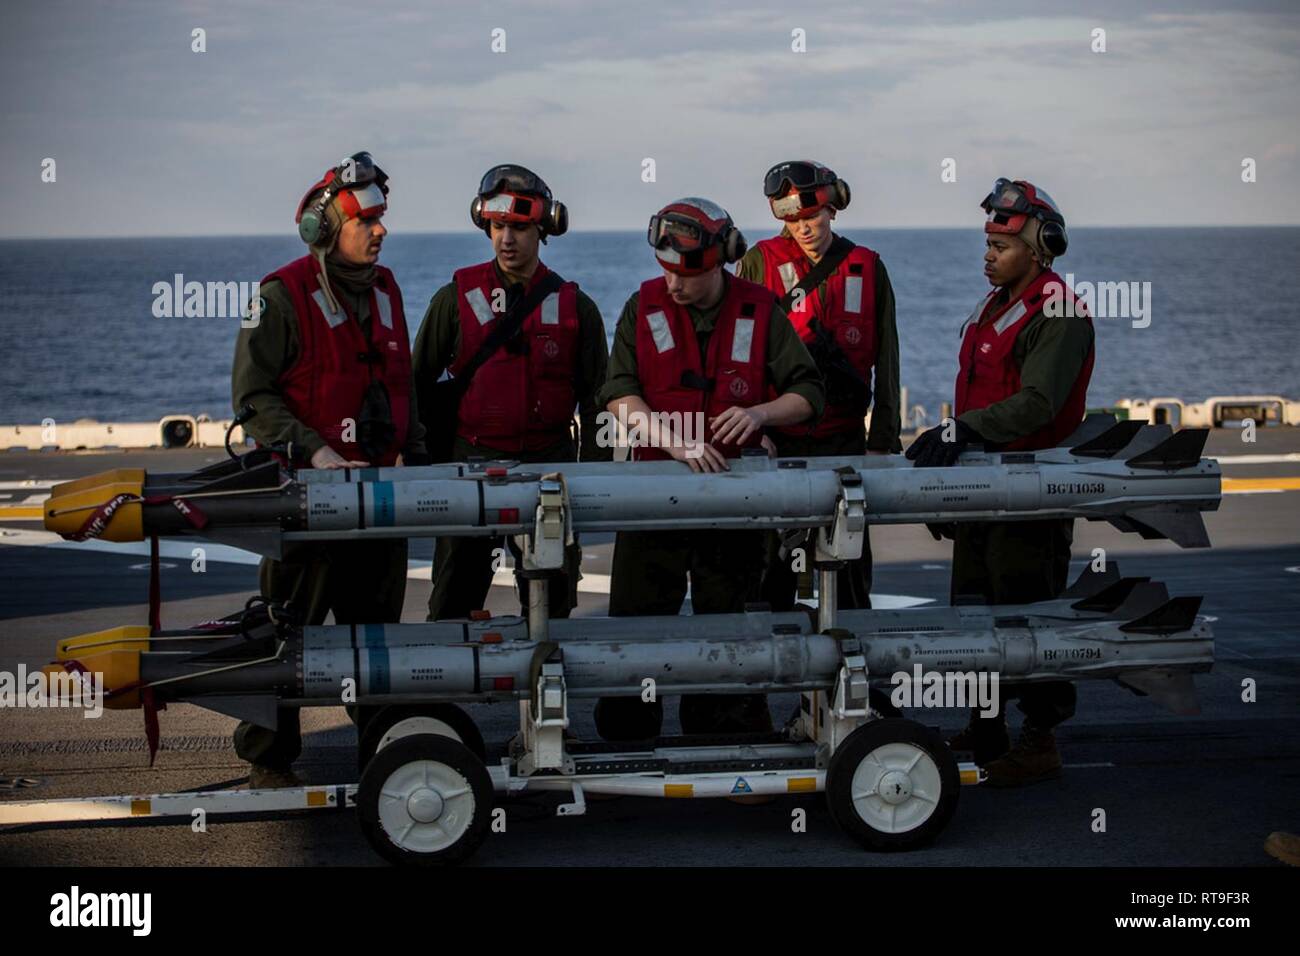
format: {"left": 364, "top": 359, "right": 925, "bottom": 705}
{"left": 44, "top": 568, "right": 1213, "bottom": 727}
{"left": 43, "top": 419, "right": 1221, "bottom": 556}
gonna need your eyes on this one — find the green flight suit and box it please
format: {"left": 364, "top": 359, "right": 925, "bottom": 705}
{"left": 736, "top": 237, "right": 902, "bottom": 612}
{"left": 596, "top": 273, "right": 826, "bottom": 739}
{"left": 949, "top": 282, "right": 1095, "bottom": 730}
{"left": 230, "top": 270, "right": 423, "bottom": 769}
{"left": 411, "top": 262, "right": 610, "bottom": 621}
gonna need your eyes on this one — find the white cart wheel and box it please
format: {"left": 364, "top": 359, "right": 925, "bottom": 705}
{"left": 357, "top": 734, "right": 492, "bottom": 866}
{"left": 826, "top": 719, "right": 959, "bottom": 851}
{"left": 357, "top": 704, "right": 485, "bottom": 770}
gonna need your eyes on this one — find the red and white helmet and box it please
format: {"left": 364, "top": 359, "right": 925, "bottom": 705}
{"left": 763, "top": 160, "right": 851, "bottom": 221}
{"left": 646, "top": 197, "right": 747, "bottom": 275}
{"left": 981, "top": 178, "right": 1068, "bottom": 258}
{"left": 295, "top": 152, "right": 388, "bottom": 247}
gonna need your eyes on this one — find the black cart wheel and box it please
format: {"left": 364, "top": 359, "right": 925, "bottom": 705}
{"left": 357, "top": 734, "right": 493, "bottom": 866}
{"left": 358, "top": 704, "right": 486, "bottom": 770}
{"left": 826, "top": 718, "right": 959, "bottom": 851}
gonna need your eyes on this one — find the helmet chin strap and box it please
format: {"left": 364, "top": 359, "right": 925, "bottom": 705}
{"left": 313, "top": 246, "right": 342, "bottom": 316}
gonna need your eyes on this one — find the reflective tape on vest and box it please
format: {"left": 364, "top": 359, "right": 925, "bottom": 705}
{"left": 843, "top": 276, "right": 863, "bottom": 314}
{"left": 374, "top": 288, "right": 393, "bottom": 329}
{"left": 993, "top": 300, "right": 1028, "bottom": 335}
{"left": 731, "top": 317, "right": 755, "bottom": 363}
{"left": 646, "top": 311, "right": 675, "bottom": 353}
{"left": 961, "top": 291, "right": 997, "bottom": 337}
{"left": 311, "top": 288, "right": 347, "bottom": 329}
{"left": 465, "top": 287, "right": 495, "bottom": 326}
{"left": 541, "top": 293, "right": 559, "bottom": 326}
{"left": 778, "top": 261, "right": 799, "bottom": 294}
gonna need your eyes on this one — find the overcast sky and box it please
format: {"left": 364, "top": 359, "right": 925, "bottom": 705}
{"left": 2, "top": 0, "right": 1298, "bottom": 237}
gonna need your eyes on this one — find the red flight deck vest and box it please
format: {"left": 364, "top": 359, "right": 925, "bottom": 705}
{"left": 264, "top": 255, "right": 411, "bottom": 466}
{"left": 955, "top": 269, "right": 1094, "bottom": 451}
{"left": 755, "top": 234, "right": 878, "bottom": 437}
{"left": 450, "top": 260, "right": 581, "bottom": 453}
{"left": 634, "top": 274, "right": 773, "bottom": 460}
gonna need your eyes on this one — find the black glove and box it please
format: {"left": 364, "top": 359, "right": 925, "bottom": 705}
{"left": 925, "top": 522, "right": 957, "bottom": 541}
{"left": 905, "top": 419, "right": 981, "bottom": 468}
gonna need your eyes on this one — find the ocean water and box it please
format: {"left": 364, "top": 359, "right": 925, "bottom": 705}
{"left": 0, "top": 228, "right": 1296, "bottom": 426}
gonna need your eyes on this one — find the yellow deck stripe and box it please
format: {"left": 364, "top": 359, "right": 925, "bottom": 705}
{"left": 0, "top": 506, "right": 46, "bottom": 519}
{"left": 1222, "top": 477, "right": 1300, "bottom": 492}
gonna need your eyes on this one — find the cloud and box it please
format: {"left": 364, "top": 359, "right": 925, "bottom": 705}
{"left": 1, "top": 0, "right": 1297, "bottom": 236}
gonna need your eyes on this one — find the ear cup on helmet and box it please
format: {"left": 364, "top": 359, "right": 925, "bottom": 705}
{"left": 546, "top": 200, "right": 569, "bottom": 237}
{"left": 470, "top": 195, "right": 486, "bottom": 231}
{"left": 1040, "top": 219, "right": 1068, "bottom": 257}
{"left": 297, "top": 211, "right": 322, "bottom": 245}
{"left": 722, "top": 225, "right": 747, "bottom": 264}
{"left": 832, "top": 180, "right": 851, "bottom": 211}
{"left": 297, "top": 191, "right": 334, "bottom": 247}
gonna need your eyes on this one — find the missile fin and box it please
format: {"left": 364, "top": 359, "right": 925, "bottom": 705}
{"left": 1115, "top": 668, "right": 1202, "bottom": 716}
{"left": 1111, "top": 581, "right": 1173, "bottom": 620}
{"left": 1121, "top": 506, "right": 1212, "bottom": 549}
{"left": 1069, "top": 420, "right": 1145, "bottom": 458}
{"left": 1062, "top": 562, "right": 1122, "bottom": 598}
{"left": 193, "top": 694, "right": 280, "bottom": 729}
{"left": 1060, "top": 412, "right": 1118, "bottom": 449}
{"left": 1119, "top": 596, "right": 1204, "bottom": 634}
{"left": 182, "top": 459, "right": 281, "bottom": 493}
{"left": 1070, "top": 577, "right": 1150, "bottom": 612}
{"left": 1113, "top": 423, "right": 1173, "bottom": 461}
{"left": 183, "top": 449, "right": 279, "bottom": 483}
{"left": 1125, "top": 428, "right": 1209, "bottom": 470}
{"left": 197, "top": 527, "right": 283, "bottom": 560}
{"left": 1104, "top": 515, "right": 1138, "bottom": 536}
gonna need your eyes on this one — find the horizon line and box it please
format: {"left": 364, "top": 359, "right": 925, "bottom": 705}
{"left": 3, "top": 223, "right": 1300, "bottom": 242}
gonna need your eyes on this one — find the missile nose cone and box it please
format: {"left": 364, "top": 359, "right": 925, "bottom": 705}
{"left": 43, "top": 469, "right": 146, "bottom": 542}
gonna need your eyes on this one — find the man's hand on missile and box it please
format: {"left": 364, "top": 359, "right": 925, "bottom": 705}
{"left": 710, "top": 406, "right": 766, "bottom": 447}
{"left": 310, "top": 446, "right": 371, "bottom": 469}
{"left": 905, "top": 419, "right": 982, "bottom": 468}
{"left": 669, "top": 439, "right": 729, "bottom": 473}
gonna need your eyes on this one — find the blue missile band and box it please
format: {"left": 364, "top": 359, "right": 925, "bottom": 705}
{"left": 371, "top": 481, "right": 396, "bottom": 527}
{"left": 357, "top": 468, "right": 381, "bottom": 483}
{"left": 364, "top": 624, "right": 390, "bottom": 694}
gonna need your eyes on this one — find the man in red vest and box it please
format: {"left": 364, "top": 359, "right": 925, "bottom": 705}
{"left": 412, "top": 165, "right": 610, "bottom": 621}
{"left": 594, "top": 198, "right": 825, "bottom": 741}
{"left": 231, "top": 152, "right": 425, "bottom": 787}
{"left": 737, "top": 160, "right": 901, "bottom": 611}
{"left": 907, "top": 178, "right": 1094, "bottom": 787}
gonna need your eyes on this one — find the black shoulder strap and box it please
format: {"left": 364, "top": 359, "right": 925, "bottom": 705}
{"left": 778, "top": 235, "right": 855, "bottom": 312}
{"left": 451, "top": 269, "right": 565, "bottom": 396}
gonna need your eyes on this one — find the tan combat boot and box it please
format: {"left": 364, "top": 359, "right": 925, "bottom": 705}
{"left": 248, "top": 765, "right": 303, "bottom": 789}
{"left": 983, "top": 723, "right": 1062, "bottom": 788}
{"left": 1265, "top": 831, "right": 1300, "bottom": 866}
